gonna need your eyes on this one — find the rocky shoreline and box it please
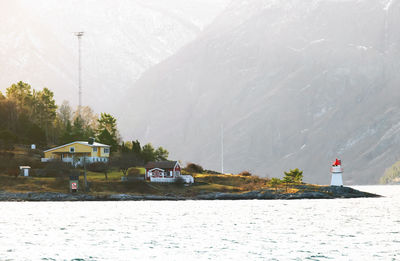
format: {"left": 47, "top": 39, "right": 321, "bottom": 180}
{"left": 0, "top": 186, "right": 380, "bottom": 201}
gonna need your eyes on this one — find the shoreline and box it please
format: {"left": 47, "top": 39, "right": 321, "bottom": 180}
{"left": 0, "top": 186, "right": 381, "bottom": 201}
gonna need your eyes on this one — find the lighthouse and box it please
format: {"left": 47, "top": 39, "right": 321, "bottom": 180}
{"left": 330, "top": 158, "right": 343, "bottom": 186}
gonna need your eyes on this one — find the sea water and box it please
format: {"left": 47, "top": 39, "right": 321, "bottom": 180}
{"left": 0, "top": 186, "right": 399, "bottom": 260}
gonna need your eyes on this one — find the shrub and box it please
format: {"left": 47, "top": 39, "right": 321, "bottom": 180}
{"left": 270, "top": 178, "right": 281, "bottom": 192}
{"left": 0, "top": 129, "right": 18, "bottom": 150}
{"left": 0, "top": 153, "right": 18, "bottom": 174}
{"left": 41, "top": 160, "right": 73, "bottom": 179}
{"left": 0, "top": 140, "right": 14, "bottom": 151}
{"left": 238, "top": 171, "right": 252, "bottom": 176}
{"left": 174, "top": 176, "right": 185, "bottom": 186}
{"left": 87, "top": 162, "right": 109, "bottom": 172}
{"left": 111, "top": 154, "right": 142, "bottom": 177}
{"left": 6, "top": 168, "right": 19, "bottom": 177}
{"left": 126, "top": 168, "right": 145, "bottom": 182}
{"left": 0, "top": 151, "right": 14, "bottom": 160}
{"left": 28, "top": 148, "right": 43, "bottom": 158}
{"left": 128, "top": 168, "right": 141, "bottom": 177}
{"left": 204, "top": 169, "right": 221, "bottom": 175}
{"left": 184, "top": 163, "right": 204, "bottom": 173}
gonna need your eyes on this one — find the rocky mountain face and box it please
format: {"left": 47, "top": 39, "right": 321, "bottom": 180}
{"left": 122, "top": 0, "right": 400, "bottom": 184}
{"left": 0, "top": 0, "right": 229, "bottom": 113}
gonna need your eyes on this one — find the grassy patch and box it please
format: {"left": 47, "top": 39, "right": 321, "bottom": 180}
{"left": 0, "top": 168, "right": 321, "bottom": 196}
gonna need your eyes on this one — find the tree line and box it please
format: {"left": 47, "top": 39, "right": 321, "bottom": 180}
{"left": 0, "top": 81, "right": 119, "bottom": 150}
{"left": 0, "top": 81, "right": 169, "bottom": 164}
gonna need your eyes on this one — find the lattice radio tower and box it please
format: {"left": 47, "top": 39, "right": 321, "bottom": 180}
{"left": 74, "top": 32, "right": 84, "bottom": 115}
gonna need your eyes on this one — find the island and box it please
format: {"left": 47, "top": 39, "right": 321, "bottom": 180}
{"left": 0, "top": 83, "right": 381, "bottom": 201}
{"left": 0, "top": 169, "right": 380, "bottom": 201}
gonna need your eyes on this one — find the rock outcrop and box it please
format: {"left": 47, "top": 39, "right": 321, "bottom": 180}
{"left": 0, "top": 186, "right": 380, "bottom": 201}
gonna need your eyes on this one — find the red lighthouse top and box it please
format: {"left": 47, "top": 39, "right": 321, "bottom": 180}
{"left": 332, "top": 158, "right": 341, "bottom": 166}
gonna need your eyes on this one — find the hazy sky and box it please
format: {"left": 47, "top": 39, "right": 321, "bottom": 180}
{"left": 0, "top": 0, "right": 230, "bottom": 110}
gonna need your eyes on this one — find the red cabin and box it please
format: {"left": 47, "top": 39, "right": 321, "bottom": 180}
{"left": 145, "top": 161, "right": 181, "bottom": 181}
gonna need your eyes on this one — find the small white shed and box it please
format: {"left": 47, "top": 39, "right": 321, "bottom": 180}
{"left": 19, "top": 166, "right": 31, "bottom": 177}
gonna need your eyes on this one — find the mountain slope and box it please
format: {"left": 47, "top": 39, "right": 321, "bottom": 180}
{"left": 122, "top": 0, "right": 400, "bottom": 184}
{"left": 0, "top": 0, "right": 229, "bottom": 113}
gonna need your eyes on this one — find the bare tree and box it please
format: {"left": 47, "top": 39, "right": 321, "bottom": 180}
{"left": 88, "top": 161, "right": 110, "bottom": 180}
{"left": 111, "top": 154, "right": 143, "bottom": 178}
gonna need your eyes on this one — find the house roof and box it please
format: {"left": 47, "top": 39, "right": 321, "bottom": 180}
{"left": 44, "top": 141, "right": 110, "bottom": 152}
{"left": 145, "top": 161, "right": 179, "bottom": 169}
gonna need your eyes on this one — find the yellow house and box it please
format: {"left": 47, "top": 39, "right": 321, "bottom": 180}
{"left": 42, "top": 141, "right": 110, "bottom": 165}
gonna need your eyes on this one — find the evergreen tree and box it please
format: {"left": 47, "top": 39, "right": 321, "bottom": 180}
{"left": 31, "top": 88, "right": 57, "bottom": 140}
{"left": 60, "top": 120, "right": 73, "bottom": 144}
{"left": 131, "top": 140, "right": 142, "bottom": 155}
{"left": 96, "top": 113, "right": 118, "bottom": 151}
{"left": 270, "top": 178, "right": 281, "bottom": 192}
{"left": 154, "top": 146, "right": 169, "bottom": 161}
{"left": 71, "top": 116, "right": 85, "bottom": 140}
{"left": 283, "top": 168, "right": 303, "bottom": 184}
{"left": 141, "top": 143, "right": 156, "bottom": 163}
{"left": 97, "top": 129, "right": 117, "bottom": 149}
{"left": 6, "top": 81, "right": 33, "bottom": 113}
{"left": 140, "top": 143, "right": 169, "bottom": 163}
{"left": 120, "top": 141, "right": 132, "bottom": 154}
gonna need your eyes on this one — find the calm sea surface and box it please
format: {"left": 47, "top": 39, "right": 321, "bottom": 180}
{"left": 0, "top": 186, "right": 399, "bottom": 260}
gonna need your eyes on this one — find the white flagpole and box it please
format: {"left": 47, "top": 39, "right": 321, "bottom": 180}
{"left": 221, "top": 124, "right": 224, "bottom": 174}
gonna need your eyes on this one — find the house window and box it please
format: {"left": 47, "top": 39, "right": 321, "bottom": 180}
{"left": 69, "top": 147, "right": 75, "bottom": 153}
{"left": 104, "top": 148, "right": 110, "bottom": 153}
{"left": 93, "top": 147, "right": 97, "bottom": 152}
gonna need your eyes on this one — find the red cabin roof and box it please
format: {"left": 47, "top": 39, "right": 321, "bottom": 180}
{"left": 145, "top": 161, "right": 179, "bottom": 170}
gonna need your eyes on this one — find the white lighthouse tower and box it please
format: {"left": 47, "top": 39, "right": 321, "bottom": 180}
{"left": 330, "top": 158, "right": 343, "bottom": 186}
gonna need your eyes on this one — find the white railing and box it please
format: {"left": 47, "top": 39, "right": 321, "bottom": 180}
{"left": 150, "top": 177, "right": 177, "bottom": 183}
{"left": 79, "top": 157, "right": 108, "bottom": 163}
{"left": 41, "top": 157, "right": 108, "bottom": 165}
{"left": 62, "top": 158, "right": 74, "bottom": 163}
{"left": 149, "top": 175, "right": 194, "bottom": 183}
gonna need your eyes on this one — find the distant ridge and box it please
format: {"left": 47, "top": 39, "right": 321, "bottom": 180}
{"left": 121, "top": 0, "right": 400, "bottom": 184}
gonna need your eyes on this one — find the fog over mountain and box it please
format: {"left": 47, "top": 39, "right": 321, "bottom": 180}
{"left": 0, "top": 0, "right": 229, "bottom": 113}
{"left": 122, "top": 0, "right": 400, "bottom": 184}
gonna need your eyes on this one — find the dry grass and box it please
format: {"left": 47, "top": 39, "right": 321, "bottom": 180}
{"left": 0, "top": 175, "right": 69, "bottom": 193}
{"left": 192, "top": 173, "right": 269, "bottom": 192}
{"left": 1, "top": 167, "right": 320, "bottom": 196}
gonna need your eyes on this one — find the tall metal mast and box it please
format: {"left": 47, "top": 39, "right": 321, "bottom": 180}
{"left": 221, "top": 124, "right": 224, "bottom": 174}
{"left": 74, "top": 32, "right": 84, "bottom": 115}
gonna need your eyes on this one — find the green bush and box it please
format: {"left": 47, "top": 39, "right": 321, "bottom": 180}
{"left": 204, "top": 169, "right": 221, "bottom": 175}
{"left": 128, "top": 168, "right": 141, "bottom": 177}
{"left": 174, "top": 176, "right": 185, "bottom": 186}
{"left": 87, "top": 162, "right": 109, "bottom": 173}
{"left": 238, "top": 171, "right": 252, "bottom": 176}
{"left": 184, "top": 163, "right": 204, "bottom": 173}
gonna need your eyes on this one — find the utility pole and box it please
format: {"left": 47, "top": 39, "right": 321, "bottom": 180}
{"left": 221, "top": 124, "right": 224, "bottom": 174}
{"left": 74, "top": 32, "right": 84, "bottom": 116}
{"left": 83, "top": 156, "right": 88, "bottom": 192}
